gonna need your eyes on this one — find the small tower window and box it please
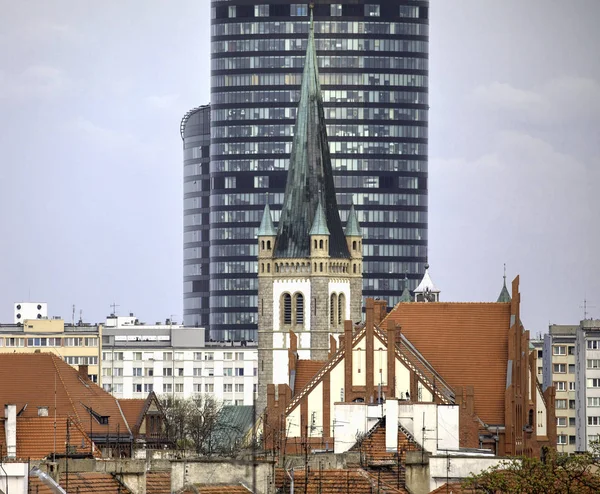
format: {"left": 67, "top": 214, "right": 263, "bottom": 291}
{"left": 338, "top": 294, "right": 346, "bottom": 326}
{"left": 295, "top": 293, "right": 304, "bottom": 325}
{"left": 261, "top": 263, "right": 264, "bottom": 273}
{"left": 261, "top": 240, "right": 265, "bottom": 250}
{"left": 283, "top": 294, "right": 292, "bottom": 325}
{"left": 314, "top": 239, "right": 317, "bottom": 249}
{"left": 330, "top": 293, "right": 338, "bottom": 327}
{"left": 320, "top": 262, "right": 323, "bottom": 272}
{"left": 319, "top": 239, "right": 323, "bottom": 249}
{"left": 267, "top": 240, "right": 271, "bottom": 249}
{"left": 352, "top": 240, "right": 357, "bottom": 250}
{"left": 267, "top": 263, "right": 270, "bottom": 273}
{"left": 353, "top": 264, "right": 357, "bottom": 274}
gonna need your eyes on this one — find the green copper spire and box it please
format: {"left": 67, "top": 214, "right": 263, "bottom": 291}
{"left": 273, "top": 8, "right": 349, "bottom": 259}
{"left": 309, "top": 200, "right": 330, "bottom": 236}
{"left": 497, "top": 264, "right": 511, "bottom": 303}
{"left": 345, "top": 204, "right": 362, "bottom": 237}
{"left": 258, "top": 203, "right": 277, "bottom": 237}
{"left": 399, "top": 273, "right": 413, "bottom": 303}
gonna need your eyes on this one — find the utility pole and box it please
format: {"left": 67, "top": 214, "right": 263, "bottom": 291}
{"left": 304, "top": 424, "right": 309, "bottom": 494}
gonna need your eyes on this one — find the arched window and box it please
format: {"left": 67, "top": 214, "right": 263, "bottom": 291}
{"left": 353, "top": 264, "right": 357, "bottom": 274}
{"left": 282, "top": 294, "right": 292, "bottom": 325}
{"left": 320, "top": 262, "right": 323, "bottom": 272}
{"left": 352, "top": 240, "right": 357, "bottom": 250}
{"left": 319, "top": 239, "right": 323, "bottom": 249}
{"left": 338, "top": 293, "right": 346, "bottom": 326}
{"left": 314, "top": 239, "right": 317, "bottom": 249}
{"left": 330, "top": 293, "right": 337, "bottom": 327}
{"left": 261, "top": 240, "right": 265, "bottom": 250}
{"left": 295, "top": 293, "right": 304, "bottom": 326}
{"left": 267, "top": 263, "right": 270, "bottom": 273}
{"left": 261, "top": 263, "right": 264, "bottom": 273}
{"left": 267, "top": 240, "right": 271, "bottom": 249}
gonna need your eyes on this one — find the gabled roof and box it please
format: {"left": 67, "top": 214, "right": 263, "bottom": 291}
{"left": 0, "top": 416, "right": 100, "bottom": 460}
{"left": 118, "top": 398, "right": 146, "bottom": 436}
{"left": 382, "top": 302, "right": 511, "bottom": 426}
{"left": 0, "top": 353, "right": 131, "bottom": 438}
{"left": 29, "top": 472, "right": 133, "bottom": 494}
{"left": 345, "top": 204, "right": 362, "bottom": 237}
{"left": 273, "top": 11, "right": 349, "bottom": 259}
{"left": 257, "top": 203, "right": 277, "bottom": 237}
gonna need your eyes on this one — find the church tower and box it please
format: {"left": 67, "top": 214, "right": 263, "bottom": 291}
{"left": 257, "top": 10, "right": 362, "bottom": 413}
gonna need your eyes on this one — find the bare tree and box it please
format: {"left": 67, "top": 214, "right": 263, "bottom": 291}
{"left": 187, "top": 394, "right": 223, "bottom": 455}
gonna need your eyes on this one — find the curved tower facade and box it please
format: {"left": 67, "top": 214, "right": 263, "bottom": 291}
{"left": 210, "top": 0, "right": 429, "bottom": 342}
{"left": 182, "top": 105, "right": 211, "bottom": 330}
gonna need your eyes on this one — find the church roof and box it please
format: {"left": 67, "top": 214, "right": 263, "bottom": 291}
{"left": 345, "top": 204, "right": 362, "bottom": 237}
{"left": 258, "top": 203, "right": 277, "bottom": 236}
{"left": 497, "top": 272, "right": 512, "bottom": 303}
{"left": 413, "top": 264, "right": 439, "bottom": 294}
{"left": 309, "top": 200, "right": 330, "bottom": 236}
{"left": 273, "top": 12, "right": 349, "bottom": 259}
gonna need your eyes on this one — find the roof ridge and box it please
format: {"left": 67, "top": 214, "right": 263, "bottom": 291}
{"left": 50, "top": 354, "right": 81, "bottom": 424}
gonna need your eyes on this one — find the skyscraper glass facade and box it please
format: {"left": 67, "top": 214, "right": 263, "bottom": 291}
{"left": 206, "top": 0, "right": 428, "bottom": 341}
{"left": 182, "top": 105, "right": 211, "bottom": 331}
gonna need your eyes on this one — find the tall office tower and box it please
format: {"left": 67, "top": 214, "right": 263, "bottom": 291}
{"left": 182, "top": 105, "right": 211, "bottom": 330}
{"left": 209, "top": 1, "right": 429, "bottom": 342}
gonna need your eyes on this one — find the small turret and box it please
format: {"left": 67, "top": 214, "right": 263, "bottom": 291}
{"left": 310, "top": 201, "right": 330, "bottom": 270}
{"left": 345, "top": 204, "right": 362, "bottom": 276}
{"left": 399, "top": 273, "right": 413, "bottom": 303}
{"left": 258, "top": 203, "right": 276, "bottom": 276}
{"left": 414, "top": 263, "right": 440, "bottom": 302}
{"left": 497, "top": 264, "right": 511, "bottom": 303}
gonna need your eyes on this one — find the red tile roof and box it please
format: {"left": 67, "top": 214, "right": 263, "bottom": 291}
{"left": 118, "top": 399, "right": 146, "bottom": 435}
{"left": 0, "top": 416, "right": 100, "bottom": 460}
{"left": 429, "top": 482, "right": 477, "bottom": 493}
{"left": 295, "top": 360, "right": 326, "bottom": 393}
{"left": 146, "top": 471, "right": 171, "bottom": 494}
{"left": 383, "top": 303, "right": 511, "bottom": 426}
{"left": 28, "top": 472, "right": 132, "bottom": 493}
{"left": 0, "top": 353, "right": 131, "bottom": 438}
{"left": 192, "top": 485, "right": 251, "bottom": 493}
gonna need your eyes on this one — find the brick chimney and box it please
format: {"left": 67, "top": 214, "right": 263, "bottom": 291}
{"left": 78, "top": 365, "right": 89, "bottom": 381}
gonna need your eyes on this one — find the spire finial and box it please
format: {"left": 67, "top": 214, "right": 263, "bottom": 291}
{"left": 503, "top": 263, "right": 507, "bottom": 284}
{"left": 309, "top": 3, "right": 314, "bottom": 30}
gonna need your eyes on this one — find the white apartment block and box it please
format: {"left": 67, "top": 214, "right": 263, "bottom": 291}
{"left": 543, "top": 325, "right": 577, "bottom": 453}
{"left": 530, "top": 337, "right": 544, "bottom": 383}
{"left": 100, "top": 315, "right": 257, "bottom": 405}
{"left": 575, "top": 320, "right": 600, "bottom": 452}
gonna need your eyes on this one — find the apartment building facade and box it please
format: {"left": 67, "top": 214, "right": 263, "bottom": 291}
{"left": 0, "top": 317, "right": 102, "bottom": 383}
{"left": 100, "top": 315, "right": 257, "bottom": 405}
{"left": 575, "top": 320, "right": 600, "bottom": 452}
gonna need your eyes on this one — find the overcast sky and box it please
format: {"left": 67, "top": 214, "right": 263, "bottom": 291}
{"left": 1, "top": 1, "right": 598, "bottom": 333}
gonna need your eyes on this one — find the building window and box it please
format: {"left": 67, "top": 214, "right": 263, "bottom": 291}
{"left": 330, "top": 4, "right": 342, "bottom": 16}
{"left": 113, "top": 383, "right": 123, "bottom": 393}
{"left": 537, "top": 350, "right": 543, "bottom": 359}
{"left": 207, "top": 368, "right": 214, "bottom": 376}
{"left": 144, "top": 384, "right": 153, "bottom": 393}
{"left": 589, "top": 397, "right": 600, "bottom": 407}
{"left": 235, "top": 383, "right": 244, "bottom": 392}
{"left": 225, "top": 176, "right": 236, "bottom": 189}
{"left": 194, "top": 352, "right": 202, "bottom": 360}
{"left": 163, "top": 352, "right": 172, "bottom": 361}
{"left": 282, "top": 293, "right": 292, "bottom": 325}
{"left": 556, "top": 417, "right": 567, "bottom": 427}
{"left": 588, "top": 340, "right": 600, "bottom": 350}
{"left": 569, "top": 435, "right": 576, "bottom": 445}
{"left": 228, "top": 6, "right": 236, "bottom": 18}
{"left": 330, "top": 293, "right": 337, "bottom": 327}
{"left": 557, "top": 435, "right": 567, "bottom": 445}
{"left": 588, "top": 435, "right": 600, "bottom": 445}
{"left": 255, "top": 5, "right": 269, "bottom": 17}
{"left": 588, "top": 359, "right": 600, "bottom": 369}
{"left": 114, "top": 352, "right": 124, "bottom": 361}
{"left": 364, "top": 4, "right": 380, "bottom": 16}
{"left": 204, "top": 352, "right": 214, "bottom": 361}
{"left": 163, "top": 368, "right": 172, "bottom": 377}
{"left": 291, "top": 4, "right": 307, "bottom": 16}
{"left": 555, "top": 399, "right": 567, "bottom": 409}
{"left": 6, "top": 338, "right": 24, "bottom": 348}
{"left": 84, "top": 338, "right": 97, "bottom": 347}
{"left": 224, "top": 352, "right": 233, "bottom": 360}
{"left": 163, "top": 383, "right": 172, "bottom": 393}
{"left": 569, "top": 381, "right": 576, "bottom": 391}
{"left": 568, "top": 364, "right": 575, "bottom": 374}
{"left": 588, "top": 378, "right": 600, "bottom": 388}
{"left": 64, "top": 338, "right": 83, "bottom": 347}
{"left": 569, "top": 400, "right": 576, "bottom": 409}
{"left": 133, "top": 352, "right": 142, "bottom": 361}
{"left": 133, "top": 368, "right": 142, "bottom": 377}
{"left": 588, "top": 416, "right": 600, "bottom": 426}
{"left": 175, "top": 384, "right": 184, "bottom": 393}
{"left": 235, "top": 352, "right": 244, "bottom": 360}
{"left": 554, "top": 381, "right": 566, "bottom": 392}
{"left": 569, "top": 417, "right": 576, "bottom": 427}
{"left": 568, "top": 346, "right": 575, "bottom": 355}
{"left": 254, "top": 176, "right": 268, "bottom": 188}
{"left": 205, "top": 383, "right": 214, "bottom": 393}
{"left": 175, "top": 352, "right": 184, "bottom": 360}
{"left": 338, "top": 293, "right": 346, "bottom": 326}
{"left": 223, "top": 384, "right": 233, "bottom": 393}
{"left": 295, "top": 293, "right": 304, "bottom": 325}
{"left": 177, "top": 368, "right": 184, "bottom": 376}
{"left": 114, "top": 368, "right": 123, "bottom": 377}
{"left": 553, "top": 363, "right": 566, "bottom": 373}
{"left": 224, "top": 367, "right": 233, "bottom": 376}
{"left": 133, "top": 384, "right": 142, "bottom": 393}
{"left": 537, "top": 367, "right": 543, "bottom": 375}
{"left": 193, "top": 367, "right": 202, "bottom": 376}
{"left": 235, "top": 367, "right": 244, "bottom": 376}
{"left": 553, "top": 345, "right": 566, "bottom": 355}
{"left": 145, "top": 368, "right": 154, "bottom": 377}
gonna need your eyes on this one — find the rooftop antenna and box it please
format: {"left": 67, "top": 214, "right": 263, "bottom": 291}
{"left": 503, "top": 263, "right": 507, "bottom": 284}
{"left": 79, "top": 309, "right": 83, "bottom": 325}
{"left": 72, "top": 304, "right": 75, "bottom": 326}
{"left": 581, "top": 297, "right": 596, "bottom": 320}
{"left": 110, "top": 302, "right": 120, "bottom": 316}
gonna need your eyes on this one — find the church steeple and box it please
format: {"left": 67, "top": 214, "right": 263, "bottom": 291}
{"left": 414, "top": 263, "right": 440, "bottom": 302}
{"left": 497, "top": 264, "right": 511, "bottom": 303}
{"left": 273, "top": 9, "right": 349, "bottom": 259}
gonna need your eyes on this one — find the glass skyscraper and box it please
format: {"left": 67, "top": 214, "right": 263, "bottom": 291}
{"left": 186, "top": 0, "right": 429, "bottom": 341}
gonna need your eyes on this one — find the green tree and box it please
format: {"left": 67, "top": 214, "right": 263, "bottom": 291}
{"left": 464, "top": 447, "right": 600, "bottom": 494}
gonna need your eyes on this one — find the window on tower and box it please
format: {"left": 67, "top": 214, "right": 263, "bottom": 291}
{"left": 338, "top": 293, "right": 346, "bottom": 325}
{"left": 283, "top": 294, "right": 292, "bottom": 325}
{"left": 330, "top": 293, "right": 338, "bottom": 327}
{"left": 295, "top": 293, "right": 304, "bottom": 325}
